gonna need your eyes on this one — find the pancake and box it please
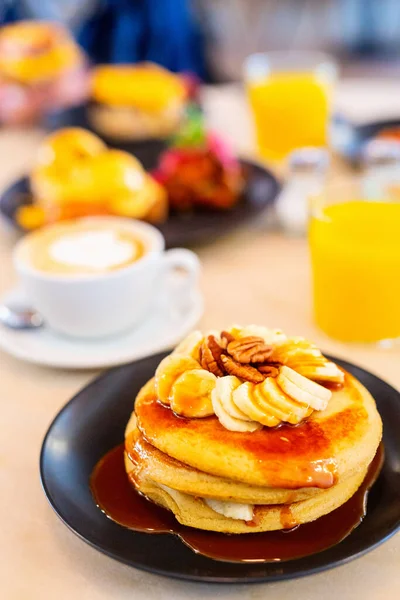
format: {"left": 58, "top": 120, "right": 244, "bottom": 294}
{"left": 133, "top": 371, "right": 382, "bottom": 490}
{"left": 124, "top": 448, "right": 368, "bottom": 533}
{"left": 123, "top": 327, "right": 383, "bottom": 535}
{"left": 124, "top": 414, "right": 321, "bottom": 504}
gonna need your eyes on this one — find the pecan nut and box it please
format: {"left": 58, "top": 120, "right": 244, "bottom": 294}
{"left": 200, "top": 335, "right": 225, "bottom": 377}
{"left": 227, "top": 336, "right": 273, "bottom": 364}
{"left": 257, "top": 364, "right": 280, "bottom": 377}
{"left": 220, "top": 355, "right": 265, "bottom": 384}
{"left": 220, "top": 330, "right": 235, "bottom": 349}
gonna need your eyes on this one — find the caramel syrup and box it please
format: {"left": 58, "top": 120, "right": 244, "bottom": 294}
{"left": 317, "top": 381, "right": 345, "bottom": 392}
{"left": 90, "top": 443, "right": 383, "bottom": 563}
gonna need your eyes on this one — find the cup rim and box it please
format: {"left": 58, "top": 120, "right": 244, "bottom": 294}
{"left": 13, "top": 216, "right": 165, "bottom": 284}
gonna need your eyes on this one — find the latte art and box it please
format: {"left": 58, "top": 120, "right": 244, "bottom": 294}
{"left": 49, "top": 230, "right": 139, "bottom": 271}
{"left": 16, "top": 220, "right": 146, "bottom": 276}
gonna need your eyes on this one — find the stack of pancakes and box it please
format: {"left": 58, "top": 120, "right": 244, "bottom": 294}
{"left": 124, "top": 371, "right": 382, "bottom": 534}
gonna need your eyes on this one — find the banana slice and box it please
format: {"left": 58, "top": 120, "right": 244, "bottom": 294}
{"left": 296, "top": 362, "right": 344, "bottom": 383}
{"left": 259, "top": 377, "right": 310, "bottom": 424}
{"left": 155, "top": 354, "right": 200, "bottom": 405}
{"left": 277, "top": 366, "right": 331, "bottom": 411}
{"left": 204, "top": 498, "right": 254, "bottom": 521}
{"left": 288, "top": 358, "right": 328, "bottom": 370}
{"left": 274, "top": 338, "right": 321, "bottom": 359}
{"left": 173, "top": 331, "right": 204, "bottom": 360}
{"left": 285, "top": 336, "right": 316, "bottom": 348}
{"left": 251, "top": 383, "right": 289, "bottom": 422}
{"left": 170, "top": 369, "right": 216, "bottom": 418}
{"left": 287, "top": 348, "right": 322, "bottom": 360}
{"left": 233, "top": 382, "right": 280, "bottom": 427}
{"left": 230, "top": 324, "right": 287, "bottom": 345}
{"left": 211, "top": 386, "right": 262, "bottom": 432}
{"left": 214, "top": 376, "right": 253, "bottom": 421}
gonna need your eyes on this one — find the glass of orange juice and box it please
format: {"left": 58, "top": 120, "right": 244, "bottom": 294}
{"left": 309, "top": 180, "right": 400, "bottom": 343}
{"left": 244, "top": 52, "right": 337, "bottom": 162}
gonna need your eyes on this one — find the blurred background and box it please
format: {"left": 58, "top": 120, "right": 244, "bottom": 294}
{"left": 2, "top": 0, "right": 400, "bottom": 80}
{"left": 1, "top": 0, "right": 400, "bottom": 346}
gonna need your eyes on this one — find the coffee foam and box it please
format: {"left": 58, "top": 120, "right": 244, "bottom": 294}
{"left": 16, "top": 220, "right": 147, "bottom": 276}
{"left": 49, "top": 230, "right": 137, "bottom": 271}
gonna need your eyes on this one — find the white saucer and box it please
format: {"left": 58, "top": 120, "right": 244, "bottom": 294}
{"left": 0, "top": 282, "right": 203, "bottom": 369}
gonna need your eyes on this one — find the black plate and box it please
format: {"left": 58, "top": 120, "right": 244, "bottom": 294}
{"left": 0, "top": 159, "right": 279, "bottom": 249}
{"left": 43, "top": 104, "right": 169, "bottom": 170}
{"left": 40, "top": 353, "right": 400, "bottom": 584}
{"left": 332, "top": 115, "right": 400, "bottom": 165}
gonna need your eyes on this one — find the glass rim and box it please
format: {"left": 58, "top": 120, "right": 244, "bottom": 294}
{"left": 243, "top": 50, "right": 338, "bottom": 81}
{"left": 245, "top": 49, "right": 336, "bottom": 60}
{"left": 308, "top": 178, "right": 400, "bottom": 219}
{"left": 310, "top": 176, "right": 400, "bottom": 192}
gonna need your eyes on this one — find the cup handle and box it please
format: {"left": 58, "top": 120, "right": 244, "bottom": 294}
{"left": 162, "top": 248, "right": 201, "bottom": 312}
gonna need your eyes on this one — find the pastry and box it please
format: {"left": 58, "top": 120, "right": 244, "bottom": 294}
{"left": 88, "top": 62, "right": 187, "bottom": 141}
{"left": 124, "top": 325, "right": 382, "bottom": 533}
{"left": 0, "top": 20, "right": 88, "bottom": 124}
{"left": 18, "top": 127, "right": 167, "bottom": 228}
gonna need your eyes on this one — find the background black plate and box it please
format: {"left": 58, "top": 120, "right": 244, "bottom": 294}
{"left": 332, "top": 115, "right": 400, "bottom": 165}
{"left": 0, "top": 159, "right": 279, "bottom": 249}
{"left": 40, "top": 353, "right": 400, "bottom": 584}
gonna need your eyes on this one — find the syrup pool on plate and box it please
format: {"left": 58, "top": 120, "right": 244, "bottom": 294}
{"left": 90, "top": 443, "right": 383, "bottom": 563}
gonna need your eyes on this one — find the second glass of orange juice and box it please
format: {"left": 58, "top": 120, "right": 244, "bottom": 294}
{"left": 309, "top": 181, "right": 400, "bottom": 343}
{"left": 244, "top": 52, "right": 337, "bottom": 161}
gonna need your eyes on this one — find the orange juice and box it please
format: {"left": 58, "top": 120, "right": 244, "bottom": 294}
{"left": 247, "top": 73, "right": 331, "bottom": 161}
{"left": 309, "top": 201, "right": 400, "bottom": 342}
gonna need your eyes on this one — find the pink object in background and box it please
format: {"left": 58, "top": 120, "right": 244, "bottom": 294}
{"left": 0, "top": 80, "right": 40, "bottom": 124}
{"left": 0, "top": 64, "right": 90, "bottom": 125}
{"left": 47, "top": 64, "right": 90, "bottom": 108}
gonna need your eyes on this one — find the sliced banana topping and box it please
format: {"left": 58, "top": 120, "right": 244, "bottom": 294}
{"left": 230, "top": 324, "right": 287, "bottom": 345}
{"left": 214, "top": 376, "right": 253, "bottom": 421}
{"left": 170, "top": 369, "right": 216, "bottom": 418}
{"left": 233, "top": 382, "right": 281, "bottom": 427}
{"left": 211, "top": 385, "right": 262, "bottom": 432}
{"left": 155, "top": 354, "right": 200, "bottom": 405}
{"left": 296, "top": 362, "right": 344, "bottom": 383}
{"left": 173, "top": 331, "right": 203, "bottom": 361}
{"left": 274, "top": 338, "right": 344, "bottom": 384}
{"left": 155, "top": 326, "right": 342, "bottom": 431}
{"left": 259, "top": 377, "right": 310, "bottom": 424}
{"left": 277, "top": 366, "right": 331, "bottom": 411}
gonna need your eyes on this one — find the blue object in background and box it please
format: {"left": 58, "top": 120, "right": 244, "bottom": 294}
{"left": 0, "top": 0, "right": 208, "bottom": 78}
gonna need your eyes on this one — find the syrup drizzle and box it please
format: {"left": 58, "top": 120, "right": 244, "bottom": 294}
{"left": 90, "top": 443, "right": 383, "bottom": 563}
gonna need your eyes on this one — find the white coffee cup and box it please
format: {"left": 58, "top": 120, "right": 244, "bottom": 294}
{"left": 13, "top": 217, "right": 200, "bottom": 338}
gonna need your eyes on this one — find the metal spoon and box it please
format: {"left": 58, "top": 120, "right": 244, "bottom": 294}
{"left": 0, "top": 303, "right": 44, "bottom": 330}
